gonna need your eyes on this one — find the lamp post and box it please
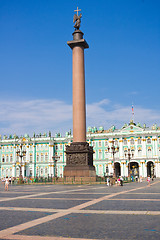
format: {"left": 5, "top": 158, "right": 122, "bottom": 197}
{"left": 108, "top": 140, "right": 119, "bottom": 178}
{"left": 125, "top": 148, "right": 134, "bottom": 178}
{"left": 16, "top": 144, "right": 26, "bottom": 179}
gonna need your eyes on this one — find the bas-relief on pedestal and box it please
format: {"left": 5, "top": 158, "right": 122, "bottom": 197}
{"left": 64, "top": 142, "right": 96, "bottom": 180}
{"left": 64, "top": 8, "right": 96, "bottom": 181}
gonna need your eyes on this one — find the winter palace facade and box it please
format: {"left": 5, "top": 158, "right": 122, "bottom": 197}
{"left": 0, "top": 121, "right": 160, "bottom": 179}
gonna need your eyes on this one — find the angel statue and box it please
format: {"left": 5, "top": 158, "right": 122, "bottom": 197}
{"left": 73, "top": 13, "right": 82, "bottom": 30}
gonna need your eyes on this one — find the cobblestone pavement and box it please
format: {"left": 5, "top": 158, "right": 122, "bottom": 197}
{"left": 0, "top": 180, "right": 160, "bottom": 240}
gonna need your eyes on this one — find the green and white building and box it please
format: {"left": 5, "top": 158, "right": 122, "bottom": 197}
{"left": 0, "top": 120, "right": 160, "bottom": 179}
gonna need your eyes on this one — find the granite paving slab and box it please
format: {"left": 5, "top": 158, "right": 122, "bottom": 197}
{"left": 83, "top": 199, "right": 160, "bottom": 211}
{"left": 0, "top": 210, "right": 53, "bottom": 231}
{"left": 14, "top": 213, "right": 160, "bottom": 240}
{"left": 0, "top": 199, "right": 90, "bottom": 209}
{"left": 29, "top": 193, "right": 107, "bottom": 199}
{"left": 111, "top": 193, "right": 160, "bottom": 199}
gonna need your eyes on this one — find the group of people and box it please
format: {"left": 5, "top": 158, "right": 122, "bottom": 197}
{"left": 106, "top": 176, "right": 124, "bottom": 186}
{"left": 106, "top": 175, "right": 154, "bottom": 187}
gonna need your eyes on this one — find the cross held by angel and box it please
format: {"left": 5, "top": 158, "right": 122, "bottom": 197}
{"left": 73, "top": 7, "right": 82, "bottom": 30}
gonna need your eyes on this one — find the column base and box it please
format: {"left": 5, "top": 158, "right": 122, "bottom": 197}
{"left": 64, "top": 142, "right": 96, "bottom": 181}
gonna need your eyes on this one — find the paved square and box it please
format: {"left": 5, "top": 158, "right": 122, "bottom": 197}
{"left": 0, "top": 180, "right": 160, "bottom": 240}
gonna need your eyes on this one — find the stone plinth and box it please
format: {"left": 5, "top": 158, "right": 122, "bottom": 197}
{"left": 64, "top": 142, "right": 96, "bottom": 181}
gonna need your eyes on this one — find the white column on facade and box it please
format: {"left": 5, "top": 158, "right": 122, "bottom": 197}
{"left": 26, "top": 145, "right": 29, "bottom": 163}
{"left": 154, "top": 138, "right": 158, "bottom": 157}
{"left": 108, "top": 162, "right": 113, "bottom": 175}
{"left": 49, "top": 141, "right": 54, "bottom": 177}
{"left": 119, "top": 139, "right": 123, "bottom": 159}
{"left": 12, "top": 164, "right": 15, "bottom": 177}
{"left": 121, "top": 162, "right": 124, "bottom": 176}
{"left": 22, "top": 165, "right": 25, "bottom": 177}
{"left": 144, "top": 162, "right": 147, "bottom": 177}
{"left": 139, "top": 162, "right": 143, "bottom": 177}
{"left": 32, "top": 144, "right": 36, "bottom": 177}
{"left": 135, "top": 138, "right": 138, "bottom": 158}
{"left": 108, "top": 139, "right": 112, "bottom": 160}
{"left": 142, "top": 137, "right": 146, "bottom": 158}
{"left": 155, "top": 160, "right": 160, "bottom": 177}
{"left": 12, "top": 144, "right": 16, "bottom": 177}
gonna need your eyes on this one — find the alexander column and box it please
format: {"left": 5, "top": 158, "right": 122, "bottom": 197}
{"left": 64, "top": 8, "right": 96, "bottom": 182}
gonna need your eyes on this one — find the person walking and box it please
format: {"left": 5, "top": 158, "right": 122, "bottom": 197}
{"left": 147, "top": 176, "right": 151, "bottom": 187}
{"left": 106, "top": 177, "right": 110, "bottom": 186}
{"left": 5, "top": 176, "right": 9, "bottom": 191}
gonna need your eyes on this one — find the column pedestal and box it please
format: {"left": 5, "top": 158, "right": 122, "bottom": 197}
{"left": 64, "top": 142, "right": 96, "bottom": 182}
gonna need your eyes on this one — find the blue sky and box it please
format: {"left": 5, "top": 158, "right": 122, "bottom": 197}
{"left": 0, "top": 0, "right": 160, "bottom": 136}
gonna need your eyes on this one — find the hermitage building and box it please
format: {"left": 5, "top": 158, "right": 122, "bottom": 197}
{"left": 0, "top": 120, "right": 160, "bottom": 179}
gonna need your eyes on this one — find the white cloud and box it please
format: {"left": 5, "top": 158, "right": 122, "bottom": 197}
{"left": 0, "top": 99, "right": 72, "bottom": 136}
{"left": 0, "top": 98, "right": 160, "bottom": 136}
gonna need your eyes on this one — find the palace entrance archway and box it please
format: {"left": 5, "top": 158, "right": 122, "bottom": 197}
{"left": 129, "top": 162, "right": 139, "bottom": 177}
{"left": 115, "top": 162, "right": 121, "bottom": 177}
{"left": 147, "top": 161, "right": 154, "bottom": 177}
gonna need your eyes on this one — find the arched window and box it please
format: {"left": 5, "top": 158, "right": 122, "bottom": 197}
{"left": 30, "top": 154, "right": 33, "bottom": 162}
{"left": 40, "top": 168, "right": 43, "bottom": 176}
{"left": 147, "top": 138, "right": 151, "bottom": 144}
{"left": 130, "top": 139, "right": 134, "bottom": 145}
{"left": 138, "top": 149, "right": 142, "bottom": 157}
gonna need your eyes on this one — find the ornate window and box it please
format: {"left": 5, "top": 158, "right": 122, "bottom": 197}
{"left": 138, "top": 139, "right": 141, "bottom": 144}
{"left": 148, "top": 148, "right": 152, "bottom": 157}
{"left": 105, "top": 141, "right": 108, "bottom": 147}
{"left": 123, "top": 139, "right": 127, "bottom": 145}
{"left": 30, "top": 154, "right": 33, "bottom": 162}
{"left": 147, "top": 138, "right": 151, "bottom": 144}
{"left": 138, "top": 149, "right": 142, "bottom": 157}
{"left": 114, "top": 140, "right": 118, "bottom": 145}
{"left": 130, "top": 139, "right": 134, "bottom": 145}
{"left": 40, "top": 168, "right": 43, "bottom": 176}
{"left": 41, "top": 153, "right": 44, "bottom": 162}
{"left": 99, "top": 141, "right": 102, "bottom": 147}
